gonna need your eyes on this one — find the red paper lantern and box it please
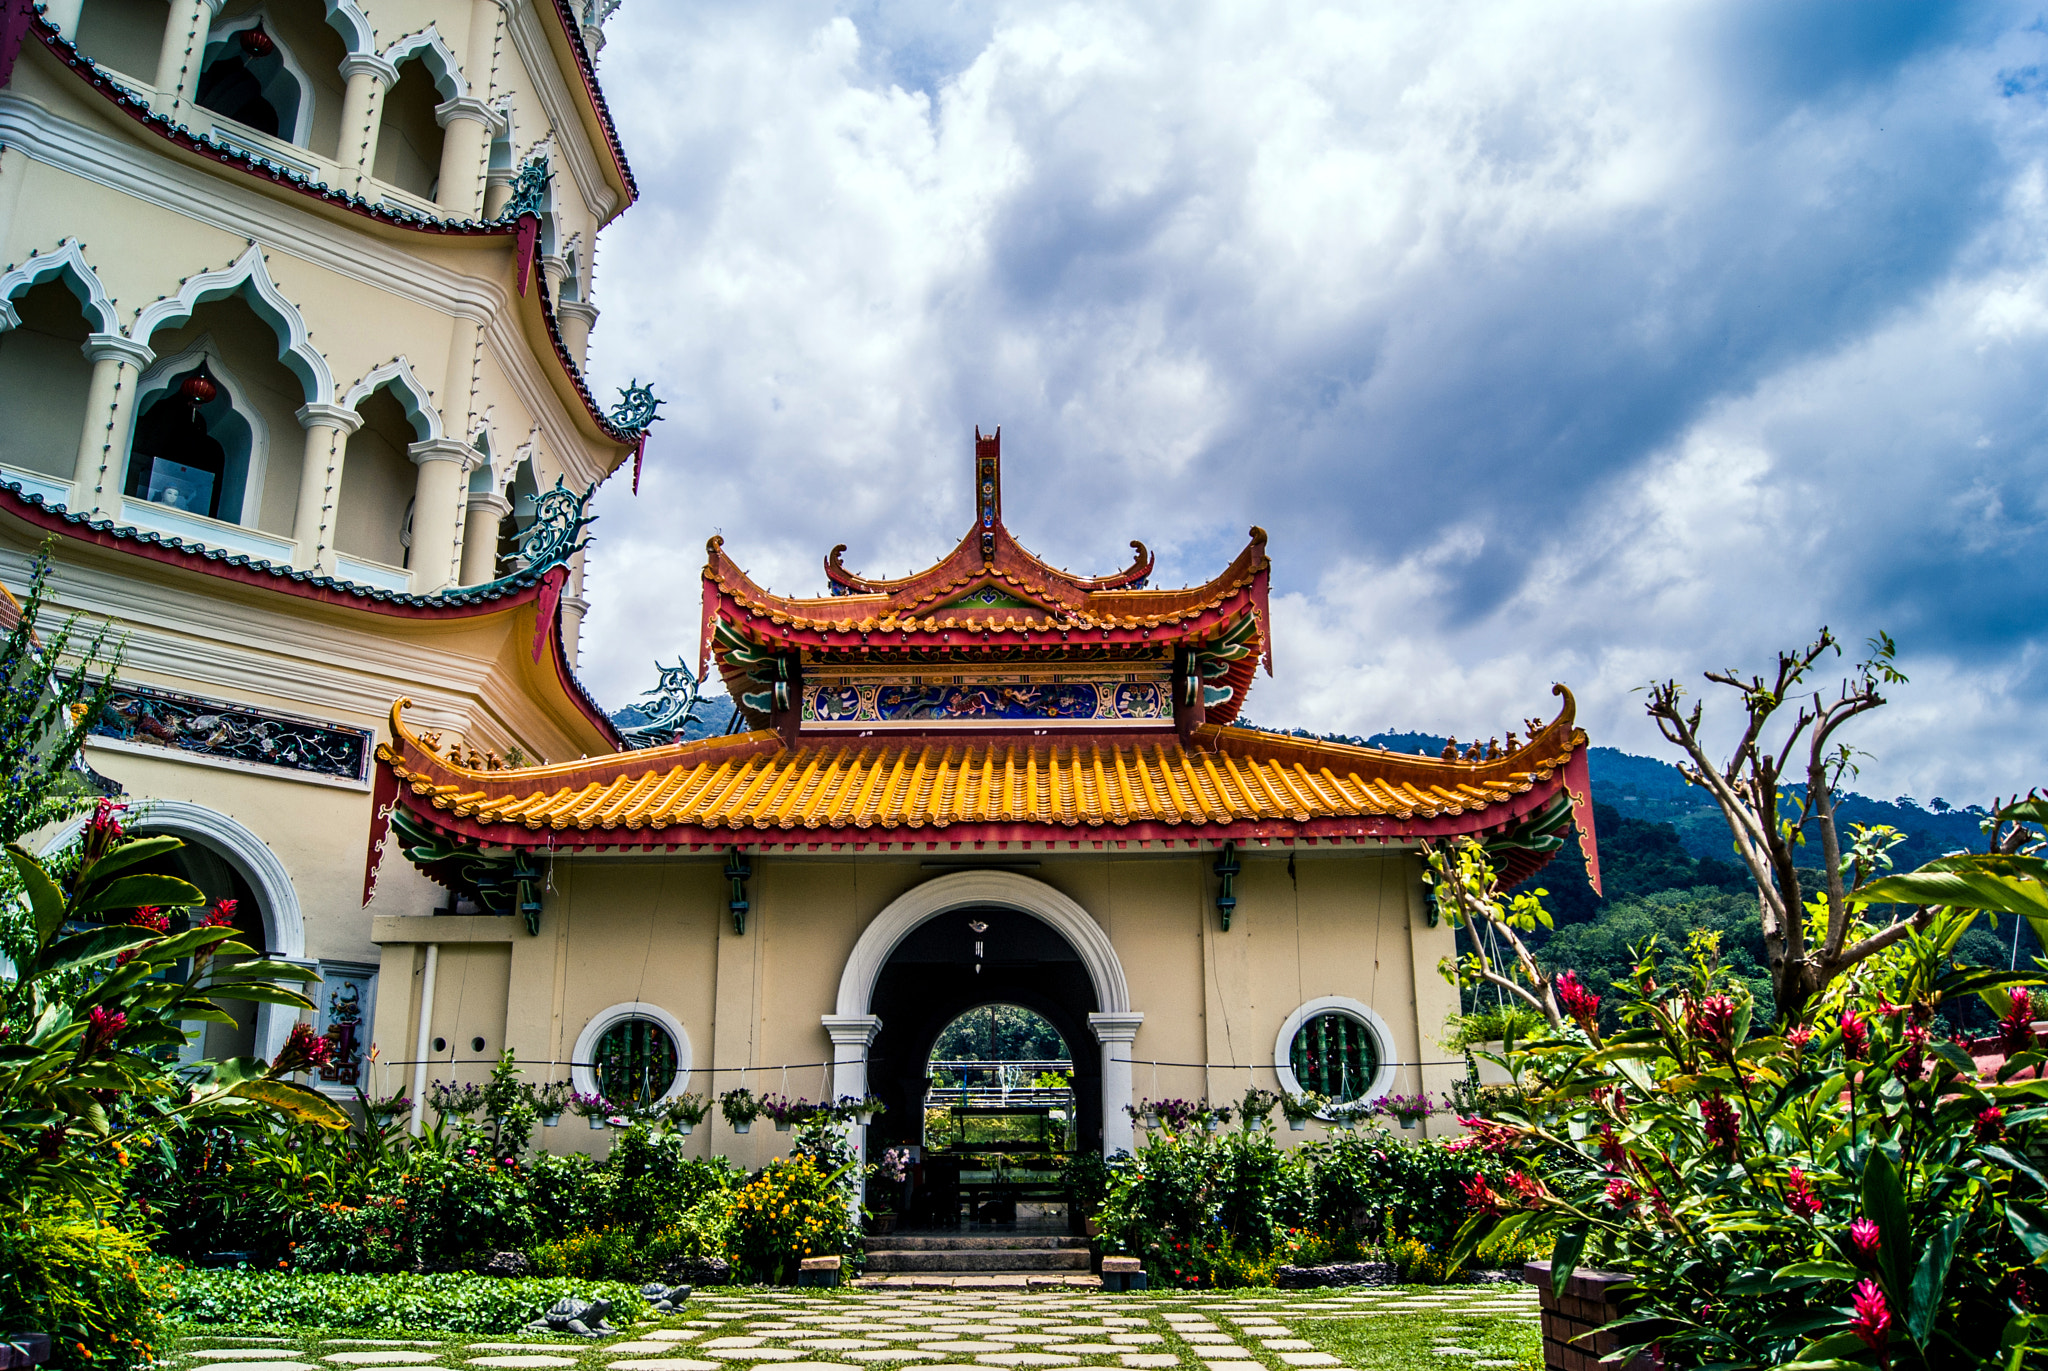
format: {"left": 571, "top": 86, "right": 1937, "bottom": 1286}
{"left": 238, "top": 24, "right": 274, "bottom": 57}
{"left": 179, "top": 373, "right": 218, "bottom": 405}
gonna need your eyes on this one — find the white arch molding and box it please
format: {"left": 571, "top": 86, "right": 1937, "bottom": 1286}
{"left": 342, "top": 356, "right": 444, "bottom": 441}
{"left": 41, "top": 800, "right": 306, "bottom": 1062}
{"left": 130, "top": 245, "right": 336, "bottom": 406}
{"left": 380, "top": 26, "right": 467, "bottom": 100}
{"left": 1272, "top": 995, "right": 1399, "bottom": 1114}
{"left": 0, "top": 239, "right": 120, "bottom": 334}
{"left": 827, "top": 869, "right": 1142, "bottom": 1159}
{"left": 570, "top": 1002, "right": 694, "bottom": 1107}
{"left": 133, "top": 336, "right": 274, "bottom": 526}
{"left": 200, "top": 11, "right": 318, "bottom": 148}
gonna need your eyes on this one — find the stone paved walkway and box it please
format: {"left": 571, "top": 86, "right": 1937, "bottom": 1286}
{"left": 177, "top": 1280, "right": 1542, "bottom": 1371}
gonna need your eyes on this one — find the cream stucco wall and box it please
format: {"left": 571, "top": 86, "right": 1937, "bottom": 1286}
{"left": 368, "top": 847, "right": 1458, "bottom": 1161}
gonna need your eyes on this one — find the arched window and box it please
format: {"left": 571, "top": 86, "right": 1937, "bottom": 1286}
{"left": 126, "top": 361, "right": 257, "bottom": 522}
{"left": 560, "top": 244, "right": 583, "bottom": 302}
{"left": 196, "top": 16, "right": 308, "bottom": 142}
{"left": 1274, "top": 997, "right": 1395, "bottom": 1108}
{"left": 0, "top": 279, "right": 96, "bottom": 485}
{"left": 374, "top": 59, "right": 446, "bottom": 199}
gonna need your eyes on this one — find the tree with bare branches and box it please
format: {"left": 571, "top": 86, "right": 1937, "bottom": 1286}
{"left": 1645, "top": 629, "right": 1926, "bottom": 1021}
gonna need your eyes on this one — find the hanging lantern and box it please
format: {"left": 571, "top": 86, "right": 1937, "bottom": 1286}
{"left": 238, "top": 24, "right": 274, "bottom": 57}
{"left": 179, "top": 373, "right": 218, "bottom": 405}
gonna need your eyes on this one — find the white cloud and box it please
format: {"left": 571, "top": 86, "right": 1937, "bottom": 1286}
{"left": 576, "top": 0, "right": 2048, "bottom": 802}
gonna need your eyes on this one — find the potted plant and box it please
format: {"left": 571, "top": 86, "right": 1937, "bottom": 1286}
{"left": 1380, "top": 1092, "right": 1435, "bottom": 1130}
{"left": 368, "top": 1089, "right": 413, "bottom": 1121}
{"left": 1280, "top": 1091, "right": 1327, "bottom": 1131}
{"left": 855, "top": 1093, "right": 885, "bottom": 1125}
{"left": 759, "top": 1094, "right": 803, "bottom": 1131}
{"left": 428, "top": 1079, "right": 484, "bottom": 1123}
{"left": 1238, "top": 1086, "right": 1280, "bottom": 1132}
{"left": 1203, "top": 1103, "right": 1234, "bottom": 1133}
{"left": 719, "top": 1087, "right": 760, "bottom": 1134}
{"left": 1154, "top": 1098, "right": 1201, "bottom": 1131}
{"left": 569, "top": 1090, "right": 613, "bottom": 1129}
{"left": 531, "top": 1080, "right": 571, "bottom": 1127}
{"left": 662, "top": 1092, "right": 710, "bottom": 1135}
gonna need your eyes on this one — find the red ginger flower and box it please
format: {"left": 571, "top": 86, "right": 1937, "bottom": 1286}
{"left": 1977, "top": 1106, "right": 2007, "bottom": 1143}
{"left": 1840, "top": 1011, "right": 1870, "bottom": 1060}
{"left": 1689, "top": 994, "right": 1737, "bottom": 1048}
{"left": 83, "top": 1006, "right": 126, "bottom": 1055}
{"left": 1555, "top": 971, "right": 1600, "bottom": 1031}
{"left": 1457, "top": 1116, "right": 1522, "bottom": 1154}
{"left": 1783, "top": 1166, "right": 1822, "bottom": 1217}
{"left": 1461, "top": 1175, "right": 1504, "bottom": 1215}
{"left": 199, "top": 900, "right": 238, "bottom": 929}
{"left": 1598, "top": 1124, "right": 1627, "bottom": 1166}
{"left": 273, "top": 1021, "right": 333, "bottom": 1074}
{"left": 1851, "top": 1278, "right": 1891, "bottom": 1351}
{"left": 1787, "top": 1023, "right": 1813, "bottom": 1049}
{"left": 1603, "top": 1177, "right": 1639, "bottom": 1212}
{"left": 1505, "top": 1171, "right": 1551, "bottom": 1207}
{"left": 1850, "top": 1216, "right": 1881, "bottom": 1256}
{"left": 2002, "top": 988, "right": 2036, "bottom": 1056}
{"left": 1699, "top": 1093, "right": 1740, "bottom": 1156}
{"left": 126, "top": 905, "right": 168, "bottom": 933}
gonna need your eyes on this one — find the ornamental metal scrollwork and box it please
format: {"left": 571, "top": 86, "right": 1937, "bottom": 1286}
{"left": 391, "top": 807, "right": 545, "bottom": 934}
{"left": 608, "top": 379, "right": 662, "bottom": 434}
{"left": 501, "top": 157, "right": 551, "bottom": 222}
{"left": 618, "top": 658, "right": 707, "bottom": 749}
{"left": 514, "top": 476, "right": 596, "bottom": 573}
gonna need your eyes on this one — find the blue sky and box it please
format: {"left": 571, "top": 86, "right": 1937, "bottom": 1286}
{"left": 578, "top": 0, "right": 2048, "bottom": 805}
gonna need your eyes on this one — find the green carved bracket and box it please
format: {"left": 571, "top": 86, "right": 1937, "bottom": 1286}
{"left": 391, "top": 807, "right": 545, "bottom": 934}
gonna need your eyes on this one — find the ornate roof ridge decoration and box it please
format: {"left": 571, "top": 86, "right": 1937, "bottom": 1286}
{"left": 368, "top": 685, "right": 1595, "bottom": 895}
{"left": 818, "top": 429, "right": 1158, "bottom": 607}
{"left": 0, "top": 478, "right": 623, "bottom": 748}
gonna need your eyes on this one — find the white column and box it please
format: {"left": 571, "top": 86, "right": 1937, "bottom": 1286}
{"left": 152, "top": 0, "right": 226, "bottom": 117}
{"left": 407, "top": 438, "right": 478, "bottom": 594}
{"left": 408, "top": 942, "right": 439, "bottom": 1137}
{"left": 1089, "top": 1011, "right": 1144, "bottom": 1157}
{"left": 337, "top": 54, "right": 397, "bottom": 189}
{"left": 433, "top": 98, "right": 495, "bottom": 217}
{"left": 556, "top": 300, "right": 599, "bottom": 368}
{"left": 822, "top": 1014, "right": 882, "bottom": 1216}
{"left": 558, "top": 547, "right": 588, "bottom": 665}
{"left": 292, "top": 403, "right": 364, "bottom": 574}
{"left": 483, "top": 170, "right": 515, "bottom": 219}
{"left": 71, "top": 335, "right": 154, "bottom": 516}
{"left": 42, "top": 0, "right": 86, "bottom": 39}
{"left": 459, "top": 488, "right": 510, "bottom": 586}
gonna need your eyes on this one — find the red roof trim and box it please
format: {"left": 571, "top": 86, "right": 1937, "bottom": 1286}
{"left": 540, "top": 0, "right": 639, "bottom": 204}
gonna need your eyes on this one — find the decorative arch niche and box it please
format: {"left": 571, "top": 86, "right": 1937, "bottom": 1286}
{"left": 0, "top": 239, "right": 120, "bottom": 336}
{"left": 130, "top": 245, "right": 334, "bottom": 406}
{"left": 128, "top": 338, "right": 272, "bottom": 525}
{"left": 196, "top": 11, "right": 316, "bottom": 145}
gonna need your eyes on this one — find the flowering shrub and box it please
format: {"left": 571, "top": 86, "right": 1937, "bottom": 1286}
{"left": 726, "top": 1153, "right": 860, "bottom": 1284}
{"left": 1455, "top": 925, "right": 2048, "bottom": 1368}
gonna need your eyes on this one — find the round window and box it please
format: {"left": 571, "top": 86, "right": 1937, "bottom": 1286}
{"left": 593, "top": 1016, "right": 678, "bottom": 1107}
{"left": 1288, "top": 1010, "right": 1381, "bottom": 1104}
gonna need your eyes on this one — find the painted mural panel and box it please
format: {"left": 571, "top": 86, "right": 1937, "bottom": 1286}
{"left": 802, "top": 676, "right": 1168, "bottom": 726}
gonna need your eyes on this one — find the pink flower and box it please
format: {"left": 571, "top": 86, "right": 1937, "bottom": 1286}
{"left": 1603, "top": 1177, "right": 1638, "bottom": 1212}
{"left": 126, "top": 905, "right": 168, "bottom": 933}
{"left": 1898, "top": 1021, "right": 1930, "bottom": 1082}
{"left": 1597, "top": 1124, "right": 1627, "bottom": 1166}
{"left": 1555, "top": 971, "right": 1601, "bottom": 1031}
{"left": 1505, "top": 1171, "right": 1551, "bottom": 1207}
{"left": 2003, "top": 988, "right": 2036, "bottom": 1056}
{"left": 1689, "top": 994, "right": 1737, "bottom": 1048}
{"left": 1699, "top": 1093, "right": 1740, "bottom": 1156}
{"left": 199, "top": 900, "right": 239, "bottom": 929}
{"left": 1850, "top": 1217, "right": 1881, "bottom": 1257}
{"left": 1850, "top": 1279, "right": 1891, "bottom": 1351}
{"left": 1461, "top": 1175, "right": 1503, "bottom": 1215}
{"left": 1977, "top": 1106, "right": 2007, "bottom": 1143}
{"left": 1784, "top": 1166, "right": 1822, "bottom": 1217}
{"left": 272, "top": 1022, "right": 334, "bottom": 1074}
{"left": 1840, "top": 1011, "right": 1870, "bottom": 1060}
{"left": 83, "top": 1006, "right": 126, "bottom": 1056}
{"left": 1786, "top": 1023, "right": 1813, "bottom": 1049}
{"left": 1456, "top": 1116, "right": 1522, "bottom": 1154}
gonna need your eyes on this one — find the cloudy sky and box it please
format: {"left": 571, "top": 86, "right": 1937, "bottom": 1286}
{"left": 578, "top": 0, "right": 2048, "bottom": 806}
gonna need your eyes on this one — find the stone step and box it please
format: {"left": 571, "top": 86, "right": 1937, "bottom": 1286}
{"left": 864, "top": 1234, "right": 1090, "bottom": 1252}
{"left": 862, "top": 1248, "right": 1094, "bottom": 1273}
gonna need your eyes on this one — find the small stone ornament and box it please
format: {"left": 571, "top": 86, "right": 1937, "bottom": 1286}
{"left": 523, "top": 1296, "right": 616, "bottom": 1337}
{"left": 481, "top": 1251, "right": 530, "bottom": 1278}
{"left": 639, "top": 1283, "right": 691, "bottom": 1314}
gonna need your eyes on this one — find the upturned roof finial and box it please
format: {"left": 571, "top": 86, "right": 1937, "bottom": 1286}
{"left": 974, "top": 426, "right": 1001, "bottom": 562}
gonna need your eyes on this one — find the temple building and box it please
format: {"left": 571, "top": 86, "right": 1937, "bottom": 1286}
{"left": 0, "top": 0, "right": 657, "bottom": 1069}
{"left": 367, "top": 430, "right": 1598, "bottom": 1188}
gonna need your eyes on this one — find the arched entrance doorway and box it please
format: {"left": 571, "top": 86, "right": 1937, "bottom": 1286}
{"left": 824, "top": 870, "right": 1144, "bottom": 1180}
{"left": 867, "top": 911, "right": 1093, "bottom": 1228}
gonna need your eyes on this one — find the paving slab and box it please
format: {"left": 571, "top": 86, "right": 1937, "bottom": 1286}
{"left": 187, "top": 1354, "right": 307, "bottom": 1361}
{"left": 1275, "top": 1356, "right": 1339, "bottom": 1367}
{"left": 606, "top": 1362, "right": 721, "bottom": 1371}
{"left": 326, "top": 1355, "right": 442, "bottom": 1365}
{"left": 465, "top": 1360, "right": 576, "bottom": 1369}
{"left": 189, "top": 1362, "right": 312, "bottom": 1371}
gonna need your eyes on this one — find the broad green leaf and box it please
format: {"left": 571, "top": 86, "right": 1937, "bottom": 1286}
{"left": 29, "top": 926, "right": 156, "bottom": 979}
{"left": 226, "top": 1077, "right": 350, "bottom": 1130}
{"left": 1550, "top": 1223, "right": 1588, "bottom": 1300}
{"left": 202, "top": 985, "right": 317, "bottom": 1011}
{"left": 1863, "top": 1150, "right": 1911, "bottom": 1295}
{"left": 75, "top": 835, "right": 185, "bottom": 887}
{"left": 1776, "top": 1260, "right": 1859, "bottom": 1282}
{"left": 75, "top": 872, "right": 204, "bottom": 916}
{"left": 139, "top": 926, "right": 242, "bottom": 964}
{"left": 1982, "top": 1146, "right": 2048, "bottom": 1190}
{"left": 2008, "top": 1203, "right": 2048, "bottom": 1264}
{"left": 202, "top": 959, "right": 322, "bottom": 984}
{"left": 5, "top": 845, "right": 67, "bottom": 942}
{"left": 1907, "top": 1213, "right": 1962, "bottom": 1347}
{"left": 1858, "top": 870, "right": 2048, "bottom": 919}
{"left": 196, "top": 1057, "right": 273, "bottom": 1088}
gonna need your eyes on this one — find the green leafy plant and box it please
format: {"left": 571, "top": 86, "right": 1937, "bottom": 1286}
{"left": 0, "top": 1202, "right": 170, "bottom": 1371}
{"left": 165, "top": 1268, "right": 649, "bottom": 1332}
{"left": 718, "top": 1087, "right": 760, "bottom": 1128}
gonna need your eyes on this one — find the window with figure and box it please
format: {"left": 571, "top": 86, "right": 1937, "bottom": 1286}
{"left": 195, "top": 21, "right": 301, "bottom": 140}
{"left": 1288, "top": 1009, "right": 1381, "bottom": 1105}
{"left": 126, "top": 363, "right": 253, "bottom": 522}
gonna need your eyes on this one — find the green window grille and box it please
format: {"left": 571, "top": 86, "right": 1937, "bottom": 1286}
{"left": 594, "top": 1017, "right": 678, "bottom": 1108}
{"left": 1289, "top": 1012, "right": 1379, "bottom": 1102}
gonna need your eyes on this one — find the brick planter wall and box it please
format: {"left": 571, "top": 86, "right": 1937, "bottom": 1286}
{"left": 1523, "top": 1262, "right": 1662, "bottom": 1371}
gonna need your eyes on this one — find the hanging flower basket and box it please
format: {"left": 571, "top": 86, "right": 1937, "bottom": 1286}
{"left": 541, "top": 1113, "right": 562, "bottom": 1127}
